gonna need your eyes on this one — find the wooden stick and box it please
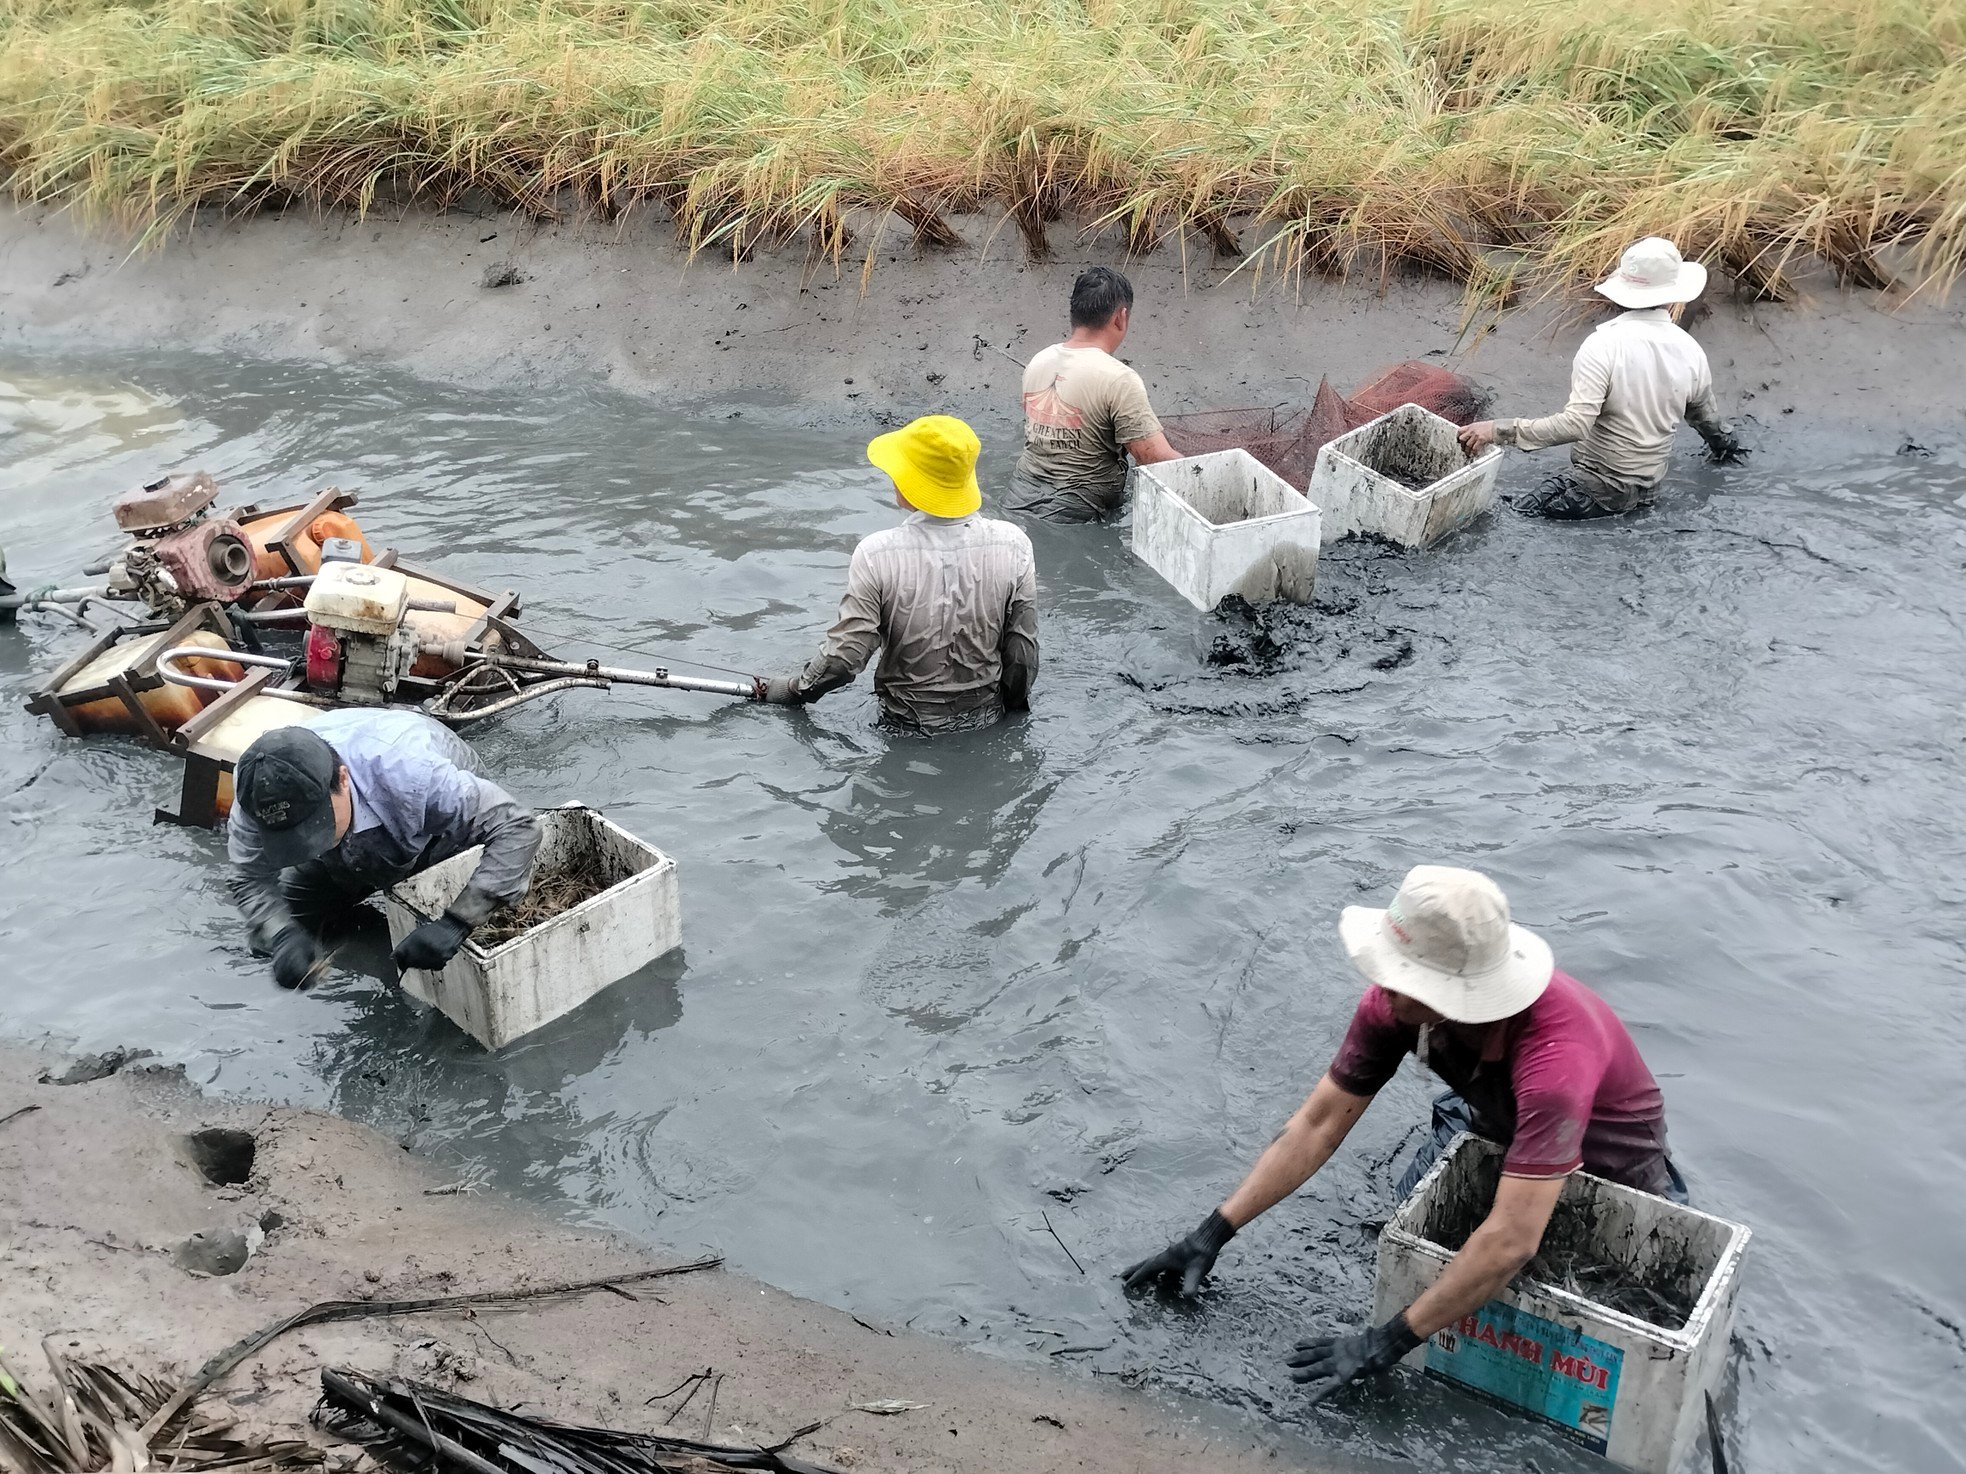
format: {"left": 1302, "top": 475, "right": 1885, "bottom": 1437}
{"left": 140, "top": 1258, "right": 722, "bottom": 1440}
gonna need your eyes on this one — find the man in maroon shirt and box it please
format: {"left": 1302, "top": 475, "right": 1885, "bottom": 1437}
{"left": 1121, "top": 864, "right": 1682, "bottom": 1404}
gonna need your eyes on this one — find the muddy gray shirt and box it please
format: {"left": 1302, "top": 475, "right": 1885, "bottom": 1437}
{"left": 795, "top": 512, "right": 1039, "bottom": 732}
{"left": 1499, "top": 308, "right": 1732, "bottom": 488}
{"left": 227, "top": 708, "right": 540, "bottom": 939}
{"left": 1009, "top": 343, "right": 1162, "bottom": 520}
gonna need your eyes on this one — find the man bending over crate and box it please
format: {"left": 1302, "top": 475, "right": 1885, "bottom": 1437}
{"left": 1120, "top": 865, "right": 1683, "bottom": 1403}
{"left": 227, "top": 709, "right": 541, "bottom": 988}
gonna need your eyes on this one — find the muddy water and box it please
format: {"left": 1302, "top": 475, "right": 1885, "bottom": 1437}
{"left": 2, "top": 353, "right": 1962, "bottom": 1473}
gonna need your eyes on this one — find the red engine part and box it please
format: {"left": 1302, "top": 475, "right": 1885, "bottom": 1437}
{"left": 152, "top": 517, "right": 257, "bottom": 604}
{"left": 305, "top": 624, "right": 345, "bottom": 691}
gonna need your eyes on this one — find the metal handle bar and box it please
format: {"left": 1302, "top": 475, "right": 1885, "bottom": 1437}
{"left": 153, "top": 645, "right": 327, "bottom": 705}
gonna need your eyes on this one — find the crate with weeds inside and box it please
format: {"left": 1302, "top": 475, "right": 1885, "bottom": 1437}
{"left": 1374, "top": 1134, "right": 1749, "bottom": 1474}
{"left": 384, "top": 804, "right": 680, "bottom": 1049}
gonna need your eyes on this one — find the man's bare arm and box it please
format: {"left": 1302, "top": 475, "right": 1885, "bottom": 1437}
{"left": 1125, "top": 430, "right": 1182, "bottom": 467}
{"left": 1285, "top": 1171, "right": 1565, "bottom": 1400}
{"left": 1219, "top": 1073, "right": 1373, "bottom": 1228}
{"left": 1120, "top": 1072, "right": 1372, "bottom": 1295}
{"left": 1402, "top": 1173, "right": 1565, "bottom": 1337}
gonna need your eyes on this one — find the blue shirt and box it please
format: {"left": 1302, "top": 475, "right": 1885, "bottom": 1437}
{"left": 227, "top": 709, "right": 538, "bottom": 936}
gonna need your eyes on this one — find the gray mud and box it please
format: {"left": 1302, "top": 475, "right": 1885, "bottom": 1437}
{"left": 2, "top": 349, "right": 1964, "bottom": 1474}
{"left": 0, "top": 1042, "right": 1336, "bottom": 1474}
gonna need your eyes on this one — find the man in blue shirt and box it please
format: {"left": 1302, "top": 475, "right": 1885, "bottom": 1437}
{"left": 227, "top": 708, "right": 541, "bottom": 987}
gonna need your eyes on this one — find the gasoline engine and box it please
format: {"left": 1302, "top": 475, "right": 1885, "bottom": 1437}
{"left": 14, "top": 468, "right": 768, "bottom": 731}
{"left": 302, "top": 560, "right": 429, "bottom": 705}
{"left": 103, "top": 473, "right": 258, "bottom": 615}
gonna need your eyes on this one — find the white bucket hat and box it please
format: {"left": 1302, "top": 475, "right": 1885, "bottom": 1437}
{"left": 1339, "top": 865, "right": 1554, "bottom": 1024}
{"left": 1595, "top": 237, "right": 1708, "bottom": 309}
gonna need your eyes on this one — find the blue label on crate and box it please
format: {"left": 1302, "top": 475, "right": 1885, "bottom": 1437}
{"left": 1425, "top": 1301, "right": 1622, "bottom": 1455}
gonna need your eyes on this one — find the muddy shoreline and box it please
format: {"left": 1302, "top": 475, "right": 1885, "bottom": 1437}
{"left": 0, "top": 1042, "right": 1369, "bottom": 1474}
{"left": 2, "top": 205, "right": 1961, "bottom": 437}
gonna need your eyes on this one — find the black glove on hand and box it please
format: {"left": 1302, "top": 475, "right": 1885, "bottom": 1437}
{"left": 760, "top": 676, "right": 806, "bottom": 707}
{"left": 1286, "top": 1313, "right": 1423, "bottom": 1403}
{"left": 392, "top": 911, "right": 473, "bottom": 972}
{"left": 1706, "top": 434, "right": 1751, "bottom": 465}
{"left": 1120, "top": 1210, "right": 1236, "bottom": 1296}
{"left": 270, "top": 926, "right": 322, "bottom": 990}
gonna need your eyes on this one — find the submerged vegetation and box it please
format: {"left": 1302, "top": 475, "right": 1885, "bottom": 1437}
{"left": 0, "top": 0, "right": 1961, "bottom": 300}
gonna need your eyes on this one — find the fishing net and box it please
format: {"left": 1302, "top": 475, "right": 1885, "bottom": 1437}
{"left": 1348, "top": 360, "right": 1490, "bottom": 424}
{"left": 1154, "top": 405, "right": 1318, "bottom": 489}
{"left": 1161, "top": 361, "right": 1489, "bottom": 490}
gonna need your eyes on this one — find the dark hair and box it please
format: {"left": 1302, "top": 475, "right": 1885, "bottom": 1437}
{"left": 1069, "top": 267, "right": 1135, "bottom": 329}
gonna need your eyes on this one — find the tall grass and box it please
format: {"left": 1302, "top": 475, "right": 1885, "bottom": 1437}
{"left": 0, "top": 0, "right": 1960, "bottom": 300}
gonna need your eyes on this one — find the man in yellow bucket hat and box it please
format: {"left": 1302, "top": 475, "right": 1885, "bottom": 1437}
{"left": 763, "top": 415, "right": 1039, "bottom": 733}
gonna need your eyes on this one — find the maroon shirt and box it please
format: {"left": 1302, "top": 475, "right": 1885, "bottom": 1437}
{"left": 1329, "top": 970, "right": 1672, "bottom": 1194}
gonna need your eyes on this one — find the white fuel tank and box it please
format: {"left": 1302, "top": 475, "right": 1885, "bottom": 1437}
{"left": 304, "top": 561, "right": 410, "bottom": 636}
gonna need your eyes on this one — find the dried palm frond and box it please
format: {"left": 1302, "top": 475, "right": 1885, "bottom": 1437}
{"left": 0, "top": 1339, "right": 326, "bottom": 1474}
{"left": 316, "top": 1367, "right": 838, "bottom": 1474}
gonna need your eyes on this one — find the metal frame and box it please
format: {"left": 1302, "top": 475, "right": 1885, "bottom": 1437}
{"left": 233, "top": 487, "right": 361, "bottom": 578}
{"left": 156, "top": 752, "right": 227, "bottom": 828}
{"left": 22, "top": 603, "right": 233, "bottom": 750}
{"left": 389, "top": 556, "right": 521, "bottom": 619}
{"left": 170, "top": 664, "right": 283, "bottom": 751}
{"left": 156, "top": 666, "right": 294, "bottom": 828}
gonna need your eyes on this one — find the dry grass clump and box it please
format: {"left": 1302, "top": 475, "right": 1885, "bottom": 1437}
{"left": 0, "top": 0, "right": 1960, "bottom": 302}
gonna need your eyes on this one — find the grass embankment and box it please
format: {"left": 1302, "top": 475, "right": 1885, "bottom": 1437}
{"left": 0, "top": 0, "right": 1961, "bottom": 301}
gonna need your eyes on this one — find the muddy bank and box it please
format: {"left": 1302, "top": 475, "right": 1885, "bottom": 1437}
{"left": 0, "top": 1042, "right": 1366, "bottom": 1474}
{"left": 1, "top": 204, "right": 1961, "bottom": 434}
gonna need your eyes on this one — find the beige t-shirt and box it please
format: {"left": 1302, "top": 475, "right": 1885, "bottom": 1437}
{"left": 1014, "top": 344, "right": 1161, "bottom": 510}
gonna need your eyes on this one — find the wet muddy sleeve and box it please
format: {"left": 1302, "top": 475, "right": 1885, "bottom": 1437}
{"left": 1111, "top": 367, "right": 1162, "bottom": 446}
{"left": 799, "top": 548, "right": 884, "bottom": 701}
{"left": 444, "top": 774, "right": 542, "bottom": 923}
{"left": 225, "top": 813, "right": 297, "bottom": 945}
{"left": 998, "top": 547, "right": 1040, "bottom": 711}
{"left": 1504, "top": 341, "right": 1609, "bottom": 452}
{"left": 1682, "top": 360, "right": 1734, "bottom": 450}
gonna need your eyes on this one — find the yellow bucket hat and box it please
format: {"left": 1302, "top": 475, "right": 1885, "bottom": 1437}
{"left": 867, "top": 415, "right": 982, "bottom": 519}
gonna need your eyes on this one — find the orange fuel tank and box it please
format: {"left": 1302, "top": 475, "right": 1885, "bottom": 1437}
{"left": 64, "top": 630, "right": 246, "bottom": 735}
{"left": 241, "top": 508, "right": 371, "bottom": 589}
{"left": 241, "top": 514, "right": 320, "bottom": 581}
{"left": 308, "top": 510, "right": 374, "bottom": 562}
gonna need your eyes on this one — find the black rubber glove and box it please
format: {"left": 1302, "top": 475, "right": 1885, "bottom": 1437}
{"left": 1286, "top": 1313, "right": 1423, "bottom": 1403}
{"left": 1706, "top": 433, "right": 1751, "bottom": 465}
{"left": 1120, "top": 1210, "right": 1236, "bottom": 1296}
{"left": 760, "top": 676, "right": 806, "bottom": 706}
{"left": 270, "top": 926, "right": 322, "bottom": 990}
{"left": 392, "top": 911, "right": 473, "bottom": 972}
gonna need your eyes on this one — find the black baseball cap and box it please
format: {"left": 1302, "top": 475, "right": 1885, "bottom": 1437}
{"left": 234, "top": 726, "right": 341, "bottom": 868}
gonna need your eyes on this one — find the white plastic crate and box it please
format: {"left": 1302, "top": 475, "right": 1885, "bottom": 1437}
{"left": 1131, "top": 449, "right": 1320, "bottom": 611}
{"left": 1374, "top": 1136, "right": 1749, "bottom": 1473}
{"left": 384, "top": 804, "right": 680, "bottom": 1049}
{"left": 1310, "top": 403, "right": 1502, "bottom": 547}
